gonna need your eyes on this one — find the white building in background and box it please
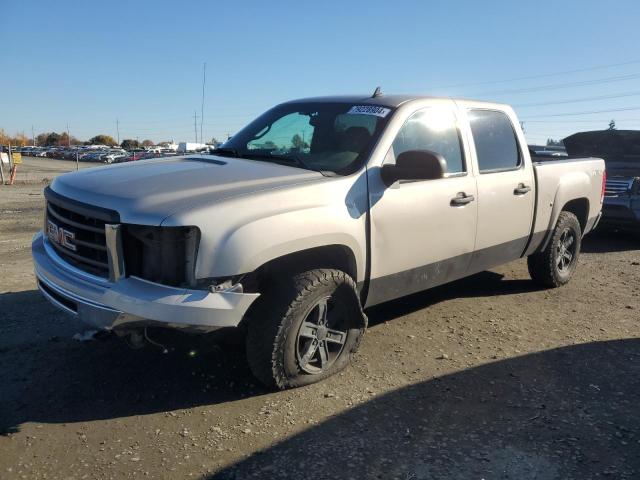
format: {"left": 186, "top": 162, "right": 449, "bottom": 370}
{"left": 177, "top": 142, "right": 209, "bottom": 153}
{"left": 156, "top": 142, "right": 179, "bottom": 151}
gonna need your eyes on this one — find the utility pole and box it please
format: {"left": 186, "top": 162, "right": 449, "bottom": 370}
{"left": 200, "top": 62, "right": 206, "bottom": 146}
{"left": 7, "top": 141, "right": 13, "bottom": 173}
{"left": 0, "top": 151, "right": 5, "bottom": 184}
{"left": 194, "top": 111, "right": 198, "bottom": 143}
{"left": 66, "top": 123, "right": 71, "bottom": 147}
{"left": 32, "top": 125, "right": 35, "bottom": 146}
{"left": 116, "top": 118, "right": 120, "bottom": 145}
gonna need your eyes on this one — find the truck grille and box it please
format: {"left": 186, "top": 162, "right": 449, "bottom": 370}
{"left": 44, "top": 190, "right": 119, "bottom": 278}
{"left": 604, "top": 178, "right": 634, "bottom": 197}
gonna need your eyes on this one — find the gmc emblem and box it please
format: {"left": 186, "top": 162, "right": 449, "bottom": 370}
{"left": 47, "top": 219, "right": 77, "bottom": 251}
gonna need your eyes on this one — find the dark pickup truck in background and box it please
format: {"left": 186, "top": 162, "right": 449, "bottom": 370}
{"left": 564, "top": 130, "right": 640, "bottom": 235}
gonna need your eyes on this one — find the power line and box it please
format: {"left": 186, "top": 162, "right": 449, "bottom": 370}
{"left": 520, "top": 105, "right": 640, "bottom": 119}
{"left": 471, "top": 72, "right": 640, "bottom": 96}
{"left": 522, "top": 118, "right": 640, "bottom": 123}
{"left": 432, "top": 58, "right": 640, "bottom": 90}
{"left": 514, "top": 90, "right": 640, "bottom": 108}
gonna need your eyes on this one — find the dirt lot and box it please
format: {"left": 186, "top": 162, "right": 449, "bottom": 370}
{"left": 1, "top": 172, "right": 639, "bottom": 479}
{"left": 3, "top": 156, "right": 96, "bottom": 184}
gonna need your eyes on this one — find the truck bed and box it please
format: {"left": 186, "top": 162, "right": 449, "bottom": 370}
{"left": 527, "top": 157, "right": 605, "bottom": 255}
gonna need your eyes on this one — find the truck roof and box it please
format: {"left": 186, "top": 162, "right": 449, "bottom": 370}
{"left": 282, "top": 94, "right": 509, "bottom": 110}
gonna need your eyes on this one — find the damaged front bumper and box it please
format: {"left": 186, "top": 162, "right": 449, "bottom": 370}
{"left": 32, "top": 231, "right": 260, "bottom": 332}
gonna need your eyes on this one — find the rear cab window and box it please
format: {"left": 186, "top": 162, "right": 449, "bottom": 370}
{"left": 468, "top": 109, "right": 521, "bottom": 173}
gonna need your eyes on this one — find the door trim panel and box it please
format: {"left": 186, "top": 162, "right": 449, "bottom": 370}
{"left": 363, "top": 235, "right": 532, "bottom": 307}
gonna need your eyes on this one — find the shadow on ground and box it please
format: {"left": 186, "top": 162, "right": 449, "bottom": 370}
{"left": 0, "top": 232, "right": 636, "bottom": 450}
{"left": 0, "top": 290, "right": 267, "bottom": 435}
{"left": 0, "top": 269, "right": 546, "bottom": 435}
{"left": 581, "top": 230, "right": 639, "bottom": 253}
{"left": 209, "top": 339, "right": 640, "bottom": 480}
{"left": 366, "top": 270, "right": 537, "bottom": 327}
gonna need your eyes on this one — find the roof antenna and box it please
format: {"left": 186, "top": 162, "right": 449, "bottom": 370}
{"left": 372, "top": 86, "right": 382, "bottom": 98}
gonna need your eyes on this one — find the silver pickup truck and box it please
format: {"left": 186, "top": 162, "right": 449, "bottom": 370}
{"left": 32, "top": 94, "right": 605, "bottom": 388}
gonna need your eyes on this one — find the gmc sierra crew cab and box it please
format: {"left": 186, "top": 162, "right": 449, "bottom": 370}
{"left": 32, "top": 93, "right": 606, "bottom": 389}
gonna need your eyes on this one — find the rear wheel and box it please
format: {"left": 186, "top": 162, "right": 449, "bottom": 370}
{"left": 528, "top": 211, "right": 582, "bottom": 287}
{"left": 245, "top": 269, "right": 367, "bottom": 389}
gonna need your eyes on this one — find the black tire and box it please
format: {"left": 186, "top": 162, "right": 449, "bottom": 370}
{"left": 245, "top": 269, "right": 367, "bottom": 389}
{"left": 528, "top": 211, "right": 582, "bottom": 288}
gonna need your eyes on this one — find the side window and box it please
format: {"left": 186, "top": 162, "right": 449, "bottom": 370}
{"left": 391, "top": 107, "right": 465, "bottom": 174}
{"left": 468, "top": 110, "right": 521, "bottom": 172}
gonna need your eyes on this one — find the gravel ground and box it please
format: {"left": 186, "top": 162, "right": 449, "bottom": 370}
{"left": 0, "top": 181, "right": 639, "bottom": 479}
{"left": 4, "top": 156, "right": 97, "bottom": 184}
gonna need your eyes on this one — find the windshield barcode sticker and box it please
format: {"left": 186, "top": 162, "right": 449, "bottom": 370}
{"left": 348, "top": 105, "right": 391, "bottom": 117}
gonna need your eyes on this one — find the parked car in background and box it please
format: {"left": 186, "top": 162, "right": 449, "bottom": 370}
{"left": 46, "top": 148, "right": 62, "bottom": 158}
{"left": 528, "top": 144, "right": 568, "bottom": 158}
{"left": 82, "top": 151, "right": 105, "bottom": 162}
{"left": 103, "top": 150, "right": 127, "bottom": 163}
{"left": 564, "top": 130, "right": 640, "bottom": 236}
{"left": 61, "top": 149, "right": 79, "bottom": 160}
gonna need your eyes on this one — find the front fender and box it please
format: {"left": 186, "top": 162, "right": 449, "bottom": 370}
{"left": 210, "top": 204, "right": 365, "bottom": 281}
{"left": 163, "top": 175, "right": 369, "bottom": 283}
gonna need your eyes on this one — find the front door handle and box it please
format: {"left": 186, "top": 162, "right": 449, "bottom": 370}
{"left": 514, "top": 183, "right": 531, "bottom": 195}
{"left": 450, "top": 192, "right": 475, "bottom": 206}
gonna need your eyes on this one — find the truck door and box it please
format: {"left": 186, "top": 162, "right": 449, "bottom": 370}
{"left": 465, "top": 109, "right": 535, "bottom": 274}
{"left": 366, "top": 105, "right": 478, "bottom": 307}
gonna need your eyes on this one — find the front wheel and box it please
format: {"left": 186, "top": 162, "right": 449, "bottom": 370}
{"left": 245, "top": 269, "right": 367, "bottom": 389}
{"left": 528, "top": 211, "right": 582, "bottom": 287}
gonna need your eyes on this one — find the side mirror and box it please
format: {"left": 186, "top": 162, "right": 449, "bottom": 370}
{"left": 380, "top": 150, "right": 446, "bottom": 186}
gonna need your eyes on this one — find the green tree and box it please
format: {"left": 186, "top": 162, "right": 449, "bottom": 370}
{"left": 608, "top": 119, "right": 616, "bottom": 130}
{"left": 121, "top": 139, "right": 140, "bottom": 150}
{"left": 291, "top": 134, "right": 309, "bottom": 150}
{"left": 88, "top": 135, "right": 117, "bottom": 146}
{"left": 36, "top": 133, "right": 50, "bottom": 146}
{"left": 42, "top": 132, "right": 61, "bottom": 146}
{"left": 141, "top": 139, "right": 154, "bottom": 147}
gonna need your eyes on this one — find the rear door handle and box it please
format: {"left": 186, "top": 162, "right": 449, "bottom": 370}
{"left": 514, "top": 183, "right": 531, "bottom": 195}
{"left": 450, "top": 192, "right": 475, "bottom": 206}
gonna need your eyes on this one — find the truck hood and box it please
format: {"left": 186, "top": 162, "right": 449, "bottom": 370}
{"left": 563, "top": 130, "right": 640, "bottom": 176}
{"left": 50, "top": 155, "right": 324, "bottom": 224}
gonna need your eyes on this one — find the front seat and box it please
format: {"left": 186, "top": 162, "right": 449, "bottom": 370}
{"left": 341, "top": 127, "right": 372, "bottom": 154}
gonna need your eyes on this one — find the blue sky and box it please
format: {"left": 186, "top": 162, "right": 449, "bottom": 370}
{"left": 3, "top": 0, "right": 640, "bottom": 145}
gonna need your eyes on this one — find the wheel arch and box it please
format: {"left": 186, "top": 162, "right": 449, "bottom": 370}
{"left": 561, "top": 197, "right": 590, "bottom": 233}
{"left": 536, "top": 171, "right": 592, "bottom": 253}
{"left": 243, "top": 244, "right": 359, "bottom": 294}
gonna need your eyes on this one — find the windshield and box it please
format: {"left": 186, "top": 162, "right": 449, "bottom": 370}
{"left": 220, "top": 102, "right": 393, "bottom": 174}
